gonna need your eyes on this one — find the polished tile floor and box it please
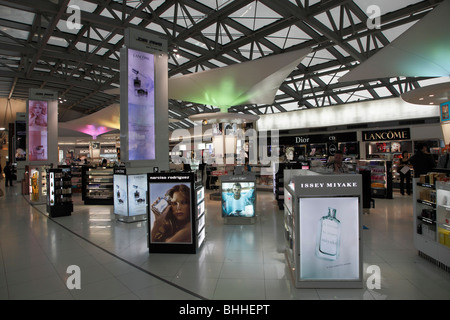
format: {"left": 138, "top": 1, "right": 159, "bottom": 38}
{"left": 1, "top": 182, "right": 450, "bottom": 300}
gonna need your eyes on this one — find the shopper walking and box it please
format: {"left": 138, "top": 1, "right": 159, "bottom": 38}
{"left": 409, "top": 143, "right": 436, "bottom": 178}
{"left": 398, "top": 151, "right": 411, "bottom": 195}
{"left": 4, "top": 162, "right": 13, "bottom": 187}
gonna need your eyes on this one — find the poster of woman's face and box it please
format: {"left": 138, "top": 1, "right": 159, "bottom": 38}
{"left": 28, "top": 100, "right": 48, "bottom": 161}
{"left": 149, "top": 182, "right": 192, "bottom": 244}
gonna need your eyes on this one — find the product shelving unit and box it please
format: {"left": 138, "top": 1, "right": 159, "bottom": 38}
{"left": 195, "top": 184, "right": 206, "bottom": 250}
{"left": 47, "top": 168, "right": 73, "bottom": 217}
{"left": 357, "top": 159, "right": 393, "bottom": 199}
{"left": 71, "top": 165, "right": 82, "bottom": 193}
{"left": 274, "top": 162, "right": 308, "bottom": 210}
{"left": 82, "top": 166, "right": 114, "bottom": 205}
{"left": 413, "top": 177, "right": 450, "bottom": 270}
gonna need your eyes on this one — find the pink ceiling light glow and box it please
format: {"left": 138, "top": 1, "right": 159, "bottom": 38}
{"left": 79, "top": 124, "right": 115, "bottom": 140}
{"left": 58, "top": 104, "right": 120, "bottom": 139}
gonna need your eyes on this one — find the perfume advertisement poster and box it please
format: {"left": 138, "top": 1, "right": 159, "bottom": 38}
{"left": 149, "top": 182, "right": 193, "bottom": 244}
{"left": 127, "top": 48, "right": 155, "bottom": 160}
{"left": 28, "top": 100, "right": 48, "bottom": 161}
{"left": 299, "top": 197, "right": 359, "bottom": 281}
{"left": 114, "top": 175, "right": 128, "bottom": 215}
{"left": 221, "top": 182, "right": 256, "bottom": 217}
{"left": 128, "top": 174, "right": 147, "bottom": 216}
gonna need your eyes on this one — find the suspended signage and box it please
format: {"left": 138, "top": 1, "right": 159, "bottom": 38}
{"left": 362, "top": 128, "right": 410, "bottom": 141}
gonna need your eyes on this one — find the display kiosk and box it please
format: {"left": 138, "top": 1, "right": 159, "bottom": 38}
{"left": 113, "top": 168, "right": 148, "bottom": 223}
{"left": 25, "top": 165, "right": 49, "bottom": 203}
{"left": 195, "top": 184, "right": 206, "bottom": 249}
{"left": 147, "top": 172, "right": 199, "bottom": 254}
{"left": 284, "top": 170, "right": 363, "bottom": 288}
{"left": 220, "top": 173, "right": 257, "bottom": 225}
{"left": 46, "top": 168, "right": 73, "bottom": 217}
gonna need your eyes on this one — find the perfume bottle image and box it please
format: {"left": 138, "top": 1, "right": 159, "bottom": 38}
{"left": 152, "top": 194, "right": 171, "bottom": 215}
{"left": 316, "top": 207, "right": 341, "bottom": 261}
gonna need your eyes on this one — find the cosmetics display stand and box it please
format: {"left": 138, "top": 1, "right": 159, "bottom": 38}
{"left": 285, "top": 171, "right": 363, "bottom": 288}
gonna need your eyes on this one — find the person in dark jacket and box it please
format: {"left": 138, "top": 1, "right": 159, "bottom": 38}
{"left": 409, "top": 143, "right": 436, "bottom": 178}
{"left": 398, "top": 150, "right": 411, "bottom": 195}
{"left": 4, "top": 162, "right": 13, "bottom": 187}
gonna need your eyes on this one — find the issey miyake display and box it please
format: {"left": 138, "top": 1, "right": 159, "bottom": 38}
{"left": 316, "top": 207, "right": 341, "bottom": 261}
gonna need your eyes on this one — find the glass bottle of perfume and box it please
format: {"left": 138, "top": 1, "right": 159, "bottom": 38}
{"left": 316, "top": 207, "right": 341, "bottom": 261}
{"left": 152, "top": 194, "right": 171, "bottom": 215}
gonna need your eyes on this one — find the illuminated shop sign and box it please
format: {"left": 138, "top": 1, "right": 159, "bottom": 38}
{"left": 441, "top": 101, "right": 450, "bottom": 123}
{"left": 279, "top": 132, "right": 357, "bottom": 145}
{"left": 362, "top": 128, "right": 410, "bottom": 141}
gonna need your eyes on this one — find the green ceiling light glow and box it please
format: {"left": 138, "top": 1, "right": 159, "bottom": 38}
{"left": 168, "top": 48, "right": 312, "bottom": 110}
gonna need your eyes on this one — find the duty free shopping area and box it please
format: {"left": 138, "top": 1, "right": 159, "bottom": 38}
{"left": 1, "top": 170, "right": 450, "bottom": 301}
{"left": 1, "top": 0, "right": 450, "bottom": 304}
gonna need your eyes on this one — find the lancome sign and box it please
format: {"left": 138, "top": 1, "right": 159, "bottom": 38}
{"left": 362, "top": 128, "right": 410, "bottom": 141}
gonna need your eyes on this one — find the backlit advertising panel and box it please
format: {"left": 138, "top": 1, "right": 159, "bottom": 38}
{"left": 28, "top": 100, "right": 48, "bottom": 161}
{"left": 127, "top": 48, "right": 155, "bottom": 160}
{"left": 148, "top": 173, "right": 194, "bottom": 246}
{"left": 221, "top": 181, "right": 256, "bottom": 217}
{"left": 299, "top": 197, "right": 360, "bottom": 281}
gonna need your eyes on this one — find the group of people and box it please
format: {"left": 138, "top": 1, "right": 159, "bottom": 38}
{"left": 323, "top": 143, "right": 443, "bottom": 196}
{"left": 395, "top": 142, "right": 450, "bottom": 195}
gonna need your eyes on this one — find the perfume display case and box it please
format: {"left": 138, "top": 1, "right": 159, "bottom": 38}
{"left": 147, "top": 172, "right": 203, "bottom": 254}
{"left": 82, "top": 166, "right": 114, "bottom": 205}
{"left": 195, "top": 184, "right": 206, "bottom": 250}
{"left": 24, "top": 165, "right": 49, "bottom": 203}
{"left": 46, "top": 168, "right": 73, "bottom": 217}
{"left": 220, "top": 173, "right": 257, "bottom": 225}
{"left": 113, "top": 168, "right": 148, "bottom": 223}
{"left": 285, "top": 171, "right": 363, "bottom": 288}
{"left": 356, "top": 159, "right": 393, "bottom": 199}
{"left": 413, "top": 174, "right": 450, "bottom": 270}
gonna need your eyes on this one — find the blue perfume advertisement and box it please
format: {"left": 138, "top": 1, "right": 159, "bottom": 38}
{"left": 221, "top": 181, "right": 256, "bottom": 217}
{"left": 299, "top": 197, "right": 359, "bottom": 281}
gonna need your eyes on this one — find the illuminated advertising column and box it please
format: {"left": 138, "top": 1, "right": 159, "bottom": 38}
{"left": 120, "top": 28, "right": 169, "bottom": 172}
{"left": 27, "top": 89, "right": 58, "bottom": 165}
{"left": 26, "top": 89, "right": 58, "bottom": 203}
{"left": 292, "top": 174, "right": 363, "bottom": 288}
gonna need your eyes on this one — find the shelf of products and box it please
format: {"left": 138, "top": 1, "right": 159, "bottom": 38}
{"left": 47, "top": 168, "right": 73, "bottom": 217}
{"left": 413, "top": 172, "right": 450, "bottom": 271}
{"left": 357, "top": 159, "right": 393, "bottom": 199}
{"left": 274, "top": 162, "right": 309, "bottom": 210}
{"left": 71, "top": 165, "right": 82, "bottom": 193}
{"left": 82, "top": 166, "right": 114, "bottom": 205}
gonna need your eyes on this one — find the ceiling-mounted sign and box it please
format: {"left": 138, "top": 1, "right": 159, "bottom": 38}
{"left": 362, "top": 128, "right": 410, "bottom": 141}
{"left": 124, "top": 28, "right": 167, "bottom": 53}
{"left": 29, "top": 89, "right": 58, "bottom": 100}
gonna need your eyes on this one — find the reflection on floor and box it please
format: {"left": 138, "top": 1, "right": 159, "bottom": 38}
{"left": 1, "top": 183, "right": 450, "bottom": 300}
